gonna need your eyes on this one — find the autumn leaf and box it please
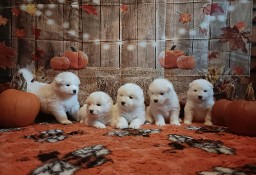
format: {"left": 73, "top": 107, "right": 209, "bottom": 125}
{"left": 0, "top": 15, "right": 8, "bottom": 26}
{"left": 218, "top": 25, "right": 250, "bottom": 53}
{"left": 32, "top": 48, "right": 44, "bottom": 61}
{"left": 208, "top": 51, "right": 219, "bottom": 60}
{"left": 178, "top": 13, "right": 191, "bottom": 24}
{"left": 15, "top": 28, "right": 26, "bottom": 39}
{"left": 121, "top": 5, "right": 128, "bottom": 13}
{"left": 203, "top": 3, "right": 224, "bottom": 16}
{"left": 0, "top": 42, "right": 16, "bottom": 69}
{"left": 26, "top": 4, "right": 37, "bottom": 15}
{"left": 32, "top": 27, "right": 41, "bottom": 39}
{"left": 81, "top": 4, "right": 97, "bottom": 16}
{"left": 233, "top": 66, "right": 244, "bottom": 75}
{"left": 11, "top": 7, "right": 21, "bottom": 16}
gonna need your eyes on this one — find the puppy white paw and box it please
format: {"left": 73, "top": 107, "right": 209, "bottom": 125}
{"left": 184, "top": 120, "right": 192, "bottom": 125}
{"left": 204, "top": 121, "right": 213, "bottom": 126}
{"left": 94, "top": 123, "right": 106, "bottom": 129}
{"left": 129, "top": 122, "right": 141, "bottom": 129}
{"left": 59, "top": 119, "right": 73, "bottom": 125}
{"left": 116, "top": 122, "right": 129, "bottom": 129}
{"left": 170, "top": 121, "right": 181, "bottom": 126}
{"left": 155, "top": 121, "right": 165, "bottom": 126}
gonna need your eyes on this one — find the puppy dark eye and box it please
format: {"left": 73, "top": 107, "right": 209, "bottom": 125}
{"left": 160, "top": 92, "right": 164, "bottom": 95}
{"left": 194, "top": 90, "right": 197, "bottom": 92}
{"left": 204, "top": 90, "right": 207, "bottom": 92}
{"left": 129, "top": 96, "right": 133, "bottom": 99}
{"left": 97, "top": 104, "right": 101, "bottom": 106}
{"left": 66, "top": 84, "right": 70, "bottom": 86}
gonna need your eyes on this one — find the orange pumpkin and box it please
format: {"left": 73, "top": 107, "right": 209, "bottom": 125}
{"left": 159, "top": 45, "right": 185, "bottom": 69}
{"left": 211, "top": 99, "right": 231, "bottom": 126}
{"left": 63, "top": 47, "right": 88, "bottom": 69}
{"left": 226, "top": 100, "right": 256, "bottom": 136}
{"left": 0, "top": 89, "right": 40, "bottom": 128}
{"left": 50, "top": 55, "right": 70, "bottom": 70}
{"left": 212, "top": 99, "right": 256, "bottom": 136}
{"left": 177, "top": 55, "right": 196, "bottom": 69}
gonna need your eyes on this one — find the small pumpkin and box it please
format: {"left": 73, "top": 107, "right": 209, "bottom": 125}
{"left": 159, "top": 45, "right": 185, "bottom": 69}
{"left": 50, "top": 54, "right": 70, "bottom": 70}
{"left": 0, "top": 74, "right": 40, "bottom": 128}
{"left": 63, "top": 47, "right": 88, "bottom": 69}
{"left": 212, "top": 99, "right": 256, "bottom": 136}
{"left": 177, "top": 55, "right": 196, "bottom": 70}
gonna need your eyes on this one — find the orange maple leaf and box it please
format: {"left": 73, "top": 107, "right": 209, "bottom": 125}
{"left": 26, "top": 4, "right": 37, "bottom": 15}
{"left": 178, "top": 13, "right": 191, "bottom": 24}
{"left": 0, "top": 15, "right": 8, "bottom": 26}
{"left": 15, "top": 28, "right": 26, "bottom": 39}
{"left": 11, "top": 7, "right": 21, "bottom": 16}
{"left": 0, "top": 42, "right": 16, "bottom": 69}
{"left": 121, "top": 5, "right": 128, "bottom": 13}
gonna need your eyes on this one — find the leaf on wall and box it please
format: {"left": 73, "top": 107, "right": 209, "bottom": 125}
{"left": 178, "top": 13, "right": 192, "bottom": 24}
{"left": 33, "top": 28, "right": 41, "bottom": 39}
{"left": 81, "top": 5, "right": 98, "bottom": 16}
{"left": 218, "top": 25, "right": 250, "bottom": 54}
{"left": 26, "top": 4, "right": 37, "bottom": 16}
{"left": 0, "top": 15, "right": 8, "bottom": 26}
{"left": 15, "top": 28, "right": 26, "bottom": 39}
{"left": 121, "top": 5, "right": 128, "bottom": 13}
{"left": 203, "top": 3, "right": 224, "bottom": 16}
{"left": 208, "top": 51, "right": 219, "bottom": 60}
{"left": 0, "top": 42, "right": 16, "bottom": 70}
{"left": 11, "top": 7, "right": 21, "bottom": 16}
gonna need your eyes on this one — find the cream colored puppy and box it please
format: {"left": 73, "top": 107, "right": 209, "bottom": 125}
{"left": 146, "top": 78, "right": 180, "bottom": 126}
{"left": 184, "top": 79, "right": 214, "bottom": 126}
{"left": 79, "top": 91, "right": 113, "bottom": 128}
{"left": 111, "top": 83, "right": 145, "bottom": 129}
{"left": 18, "top": 68, "right": 80, "bottom": 124}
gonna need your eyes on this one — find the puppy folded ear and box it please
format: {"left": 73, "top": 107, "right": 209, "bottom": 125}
{"left": 54, "top": 77, "right": 64, "bottom": 84}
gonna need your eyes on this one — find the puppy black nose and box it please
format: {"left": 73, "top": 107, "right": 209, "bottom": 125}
{"left": 154, "top": 99, "right": 158, "bottom": 103}
{"left": 121, "top": 101, "right": 125, "bottom": 105}
{"left": 73, "top": 90, "right": 77, "bottom": 94}
{"left": 90, "top": 110, "right": 94, "bottom": 114}
{"left": 198, "top": 95, "right": 203, "bottom": 100}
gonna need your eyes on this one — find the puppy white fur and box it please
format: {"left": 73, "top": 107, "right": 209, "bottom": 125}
{"left": 79, "top": 91, "right": 113, "bottom": 128}
{"left": 184, "top": 79, "right": 214, "bottom": 126}
{"left": 111, "top": 83, "right": 146, "bottom": 129}
{"left": 18, "top": 68, "right": 80, "bottom": 124}
{"left": 146, "top": 78, "right": 181, "bottom": 126}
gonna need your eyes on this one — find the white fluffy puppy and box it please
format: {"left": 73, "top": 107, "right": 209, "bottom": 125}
{"left": 146, "top": 78, "right": 181, "bottom": 126}
{"left": 111, "top": 83, "right": 146, "bottom": 129}
{"left": 18, "top": 68, "right": 80, "bottom": 124}
{"left": 79, "top": 91, "right": 113, "bottom": 128}
{"left": 184, "top": 79, "right": 214, "bottom": 126}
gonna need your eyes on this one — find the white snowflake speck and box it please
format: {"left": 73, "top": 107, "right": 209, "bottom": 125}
{"left": 46, "top": 19, "right": 54, "bottom": 25}
{"left": 62, "top": 22, "right": 70, "bottom": 29}
{"left": 20, "top": 4, "right": 27, "bottom": 11}
{"left": 94, "top": 39, "right": 100, "bottom": 45}
{"left": 217, "top": 15, "right": 227, "bottom": 22}
{"left": 35, "top": 10, "right": 42, "bottom": 16}
{"left": 102, "top": 44, "right": 110, "bottom": 50}
{"left": 48, "top": 4, "right": 56, "bottom": 9}
{"left": 127, "top": 45, "right": 135, "bottom": 51}
{"left": 71, "top": 2, "right": 79, "bottom": 9}
{"left": 37, "top": 4, "right": 44, "bottom": 9}
{"left": 83, "top": 33, "right": 90, "bottom": 39}
{"left": 189, "top": 29, "right": 196, "bottom": 36}
{"left": 138, "top": 41, "right": 147, "bottom": 48}
{"left": 200, "top": 21, "right": 209, "bottom": 29}
{"left": 93, "top": 0, "right": 100, "bottom": 5}
{"left": 45, "top": 10, "right": 53, "bottom": 17}
{"left": 178, "top": 28, "right": 186, "bottom": 35}
{"left": 227, "top": 5, "right": 235, "bottom": 12}
{"left": 58, "top": 0, "right": 65, "bottom": 3}
{"left": 68, "top": 30, "right": 77, "bottom": 36}
{"left": 151, "top": 41, "right": 157, "bottom": 48}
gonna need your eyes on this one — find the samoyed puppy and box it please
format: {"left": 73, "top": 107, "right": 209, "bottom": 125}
{"left": 111, "top": 83, "right": 146, "bottom": 129}
{"left": 184, "top": 79, "right": 214, "bottom": 126}
{"left": 79, "top": 91, "right": 113, "bottom": 128}
{"left": 146, "top": 78, "right": 181, "bottom": 126}
{"left": 18, "top": 68, "right": 80, "bottom": 124}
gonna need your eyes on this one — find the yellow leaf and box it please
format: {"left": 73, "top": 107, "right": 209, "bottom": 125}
{"left": 0, "top": 15, "right": 8, "bottom": 26}
{"left": 26, "top": 4, "right": 37, "bottom": 15}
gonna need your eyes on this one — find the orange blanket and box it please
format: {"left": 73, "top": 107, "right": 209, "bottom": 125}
{"left": 0, "top": 120, "right": 256, "bottom": 175}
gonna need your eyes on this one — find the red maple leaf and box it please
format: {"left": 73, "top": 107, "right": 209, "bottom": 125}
{"left": 15, "top": 28, "right": 25, "bottom": 39}
{"left": 0, "top": 42, "right": 16, "bottom": 69}
{"left": 203, "top": 3, "right": 224, "bottom": 15}
{"left": 121, "top": 5, "right": 128, "bottom": 13}
{"left": 81, "top": 5, "right": 97, "bottom": 15}
{"left": 233, "top": 66, "right": 244, "bottom": 75}
{"left": 32, "top": 48, "right": 44, "bottom": 61}
{"left": 32, "top": 27, "right": 41, "bottom": 39}
{"left": 11, "top": 7, "right": 21, "bottom": 16}
{"left": 218, "top": 25, "right": 250, "bottom": 53}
